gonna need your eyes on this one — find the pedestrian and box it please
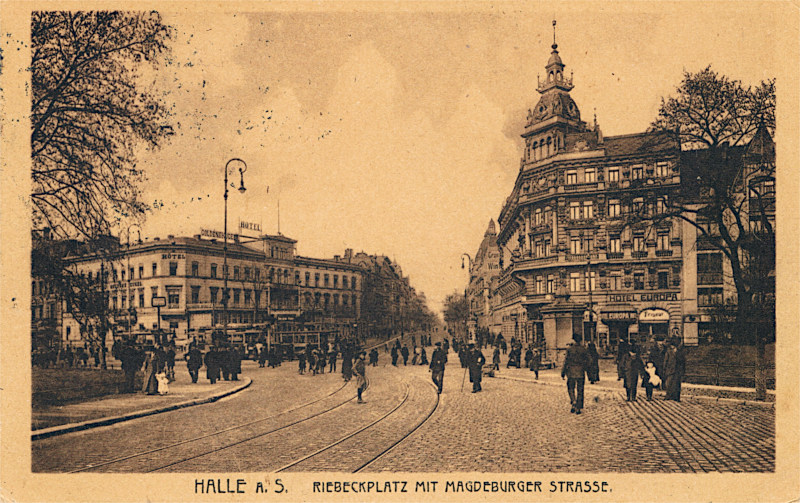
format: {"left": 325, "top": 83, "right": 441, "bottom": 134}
{"left": 492, "top": 346, "right": 501, "bottom": 371}
{"left": 643, "top": 360, "right": 661, "bottom": 401}
{"left": 616, "top": 341, "right": 628, "bottom": 381}
{"left": 165, "top": 344, "right": 176, "bottom": 381}
{"left": 354, "top": 351, "right": 367, "bottom": 404}
{"left": 342, "top": 346, "right": 353, "bottom": 382}
{"left": 524, "top": 346, "right": 533, "bottom": 369}
{"left": 467, "top": 343, "right": 486, "bottom": 393}
{"left": 230, "top": 346, "right": 242, "bottom": 381}
{"left": 429, "top": 342, "right": 447, "bottom": 394}
{"left": 530, "top": 347, "right": 541, "bottom": 379}
{"left": 141, "top": 345, "right": 160, "bottom": 395}
{"left": 120, "top": 340, "right": 142, "bottom": 393}
{"left": 458, "top": 346, "right": 468, "bottom": 368}
{"left": 258, "top": 346, "right": 267, "bottom": 368}
{"left": 369, "top": 348, "right": 379, "bottom": 366}
{"left": 663, "top": 338, "right": 686, "bottom": 401}
{"left": 443, "top": 338, "right": 450, "bottom": 354}
{"left": 390, "top": 345, "right": 399, "bottom": 366}
{"left": 316, "top": 348, "right": 326, "bottom": 374}
{"left": 561, "top": 333, "right": 591, "bottom": 414}
{"left": 329, "top": 348, "right": 338, "bottom": 373}
{"left": 92, "top": 346, "right": 100, "bottom": 368}
{"left": 623, "top": 344, "right": 646, "bottom": 402}
{"left": 401, "top": 345, "right": 409, "bottom": 366}
{"left": 297, "top": 347, "right": 306, "bottom": 375}
{"left": 412, "top": 345, "right": 419, "bottom": 365}
{"left": 420, "top": 346, "right": 428, "bottom": 365}
{"left": 205, "top": 346, "right": 221, "bottom": 384}
{"left": 308, "top": 347, "right": 317, "bottom": 376}
{"left": 186, "top": 345, "right": 202, "bottom": 383}
{"left": 587, "top": 341, "right": 600, "bottom": 384}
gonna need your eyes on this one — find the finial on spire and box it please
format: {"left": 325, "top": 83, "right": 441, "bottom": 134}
{"left": 553, "top": 19, "right": 557, "bottom": 47}
{"left": 593, "top": 107, "right": 597, "bottom": 128}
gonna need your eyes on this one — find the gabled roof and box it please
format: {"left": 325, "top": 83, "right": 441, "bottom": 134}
{"left": 603, "top": 132, "right": 678, "bottom": 157}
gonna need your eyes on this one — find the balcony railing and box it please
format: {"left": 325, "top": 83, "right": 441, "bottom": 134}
{"left": 564, "top": 182, "right": 599, "bottom": 192}
{"left": 655, "top": 249, "right": 673, "bottom": 257}
{"left": 606, "top": 252, "right": 624, "bottom": 259}
{"left": 631, "top": 251, "right": 649, "bottom": 259}
{"left": 698, "top": 272, "right": 723, "bottom": 285}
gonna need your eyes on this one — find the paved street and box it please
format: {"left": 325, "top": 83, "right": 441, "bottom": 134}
{"left": 32, "top": 348, "right": 774, "bottom": 473}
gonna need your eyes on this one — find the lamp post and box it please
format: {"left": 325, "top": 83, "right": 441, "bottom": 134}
{"left": 123, "top": 224, "right": 141, "bottom": 343}
{"left": 223, "top": 158, "right": 248, "bottom": 345}
{"left": 461, "top": 253, "right": 473, "bottom": 344}
{"left": 586, "top": 257, "right": 595, "bottom": 345}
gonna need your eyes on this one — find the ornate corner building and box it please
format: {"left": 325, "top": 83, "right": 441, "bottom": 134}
{"left": 484, "top": 34, "right": 775, "bottom": 362}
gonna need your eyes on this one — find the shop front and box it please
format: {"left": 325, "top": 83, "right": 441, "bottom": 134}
{"left": 599, "top": 304, "right": 638, "bottom": 349}
{"left": 638, "top": 307, "right": 670, "bottom": 341}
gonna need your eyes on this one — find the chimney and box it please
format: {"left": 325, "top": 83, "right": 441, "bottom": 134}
{"left": 153, "top": 237, "right": 160, "bottom": 241}
{"left": 344, "top": 248, "right": 353, "bottom": 261}
{"left": 167, "top": 235, "right": 174, "bottom": 239}
{"left": 334, "top": 255, "right": 341, "bottom": 262}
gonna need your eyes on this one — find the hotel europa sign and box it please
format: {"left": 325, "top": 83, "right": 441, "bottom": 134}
{"left": 607, "top": 292, "right": 679, "bottom": 303}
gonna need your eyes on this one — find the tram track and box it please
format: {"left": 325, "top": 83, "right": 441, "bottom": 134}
{"left": 67, "top": 379, "right": 354, "bottom": 473}
{"left": 276, "top": 377, "right": 440, "bottom": 473}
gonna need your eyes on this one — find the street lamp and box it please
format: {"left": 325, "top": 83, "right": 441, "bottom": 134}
{"left": 223, "top": 158, "right": 248, "bottom": 345}
{"left": 461, "top": 253, "right": 473, "bottom": 344}
{"left": 586, "top": 257, "right": 596, "bottom": 345}
{"left": 123, "top": 224, "right": 141, "bottom": 343}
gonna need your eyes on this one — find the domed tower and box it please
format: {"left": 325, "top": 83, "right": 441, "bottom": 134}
{"left": 522, "top": 21, "right": 589, "bottom": 165}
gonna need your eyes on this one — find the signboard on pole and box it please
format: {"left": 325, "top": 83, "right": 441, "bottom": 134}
{"left": 151, "top": 296, "right": 166, "bottom": 308}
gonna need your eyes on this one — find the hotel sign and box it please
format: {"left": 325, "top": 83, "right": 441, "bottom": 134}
{"left": 608, "top": 292, "right": 678, "bottom": 303}
{"left": 239, "top": 221, "right": 261, "bottom": 232}
{"left": 639, "top": 308, "right": 670, "bottom": 322}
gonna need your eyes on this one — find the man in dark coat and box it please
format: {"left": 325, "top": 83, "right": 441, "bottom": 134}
{"left": 120, "top": 341, "right": 142, "bottom": 393}
{"left": 622, "top": 344, "right": 646, "bottom": 401}
{"left": 205, "top": 347, "right": 221, "bottom": 384}
{"left": 429, "top": 342, "right": 447, "bottom": 394}
{"left": 530, "top": 347, "right": 541, "bottom": 379}
{"left": 561, "top": 333, "right": 591, "bottom": 414}
{"left": 401, "top": 345, "right": 410, "bottom": 366}
{"left": 587, "top": 341, "right": 600, "bottom": 384}
{"left": 390, "top": 345, "right": 399, "bottom": 366}
{"left": 186, "top": 345, "right": 203, "bottom": 383}
{"left": 616, "top": 340, "right": 629, "bottom": 381}
{"left": 467, "top": 344, "right": 486, "bottom": 393}
{"left": 229, "top": 346, "right": 242, "bottom": 381}
{"left": 341, "top": 346, "right": 353, "bottom": 381}
{"left": 663, "top": 338, "right": 686, "bottom": 401}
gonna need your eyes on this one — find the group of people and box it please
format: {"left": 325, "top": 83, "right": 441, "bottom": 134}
{"left": 114, "top": 339, "right": 178, "bottom": 395}
{"left": 561, "top": 333, "right": 688, "bottom": 415}
{"left": 199, "top": 345, "right": 243, "bottom": 385}
{"left": 389, "top": 340, "right": 431, "bottom": 367}
{"left": 616, "top": 338, "right": 686, "bottom": 402}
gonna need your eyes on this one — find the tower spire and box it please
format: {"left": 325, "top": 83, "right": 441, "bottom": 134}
{"left": 553, "top": 19, "right": 557, "bottom": 47}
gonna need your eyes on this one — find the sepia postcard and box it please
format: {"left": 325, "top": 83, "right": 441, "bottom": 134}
{"left": 1, "top": 1, "right": 798, "bottom": 502}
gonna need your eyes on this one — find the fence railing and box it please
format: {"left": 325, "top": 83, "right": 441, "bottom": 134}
{"left": 683, "top": 362, "right": 775, "bottom": 389}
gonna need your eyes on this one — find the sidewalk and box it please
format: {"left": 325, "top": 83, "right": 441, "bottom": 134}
{"left": 32, "top": 366, "right": 251, "bottom": 440}
{"left": 489, "top": 357, "right": 774, "bottom": 407}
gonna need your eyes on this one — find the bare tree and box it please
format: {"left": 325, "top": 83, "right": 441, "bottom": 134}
{"left": 31, "top": 11, "right": 173, "bottom": 240}
{"left": 646, "top": 67, "right": 775, "bottom": 399}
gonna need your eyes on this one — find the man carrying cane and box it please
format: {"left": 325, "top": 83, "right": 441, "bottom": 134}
{"left": 429, "top": 342, "right": 447, "bottom": 394}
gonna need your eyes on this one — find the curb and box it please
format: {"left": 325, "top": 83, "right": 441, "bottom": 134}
{"left": 495, "top": 375, "right": 775, "bottom": 408}
{"left": 32, "top": 377, "right": 252, "bottom": 441}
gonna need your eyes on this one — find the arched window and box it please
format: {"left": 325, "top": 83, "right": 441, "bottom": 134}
{"left": 548, "top": 71, "right": 553, "bottom": 82}
{"left": 546, "top": 137, "right": 552, "bottom": 157}
{"left": 556, "top": 71, "right": 562, "bottom": 81}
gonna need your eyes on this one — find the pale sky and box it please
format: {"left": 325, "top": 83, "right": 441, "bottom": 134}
{"left": 132, "top": 3, "right": 780, "bottom": 314}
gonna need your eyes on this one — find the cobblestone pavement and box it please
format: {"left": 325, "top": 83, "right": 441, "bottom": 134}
{"left": 32, "top": 349, "right": 774, "bottom": 473}
{"left": 366, "top": 350, "right": 774, "bottom": 473}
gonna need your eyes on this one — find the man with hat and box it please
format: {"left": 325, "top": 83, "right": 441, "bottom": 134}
{"left": 467, "top": 343, "right": 486, "bottom": 393}
{"left": 429, "top": 342, "right": 447, "bottom": 394}
{"left": 353, "top": 351, "right": 367, "bottom": 403}
{"left": 561, "top": 333, "right": 591, "bottom": 414}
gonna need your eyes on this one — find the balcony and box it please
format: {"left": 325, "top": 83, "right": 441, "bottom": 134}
{"left": 698, "top": 272, "right": 723, "bottom": 285}
{"left": 187, "top": 302, "right": 216, "bottom": 311}
{"left": 566, "top": 253, "right": 587, "bottom": 262}
{"left": 655, "top": 249, "right": 673, "bottom": 257}
{"left": 563, "top": 182, "right": 599, "bottom": 193}
{"left": 631, "top": 251, "right": 649, "bottom": 259}
{"left": 606, "top": 252, "right": 624, "bottom": 259}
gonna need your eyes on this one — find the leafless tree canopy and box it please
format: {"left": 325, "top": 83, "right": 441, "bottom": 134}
{"left": 31, "top": 11, "right": 173, "bottom": 240}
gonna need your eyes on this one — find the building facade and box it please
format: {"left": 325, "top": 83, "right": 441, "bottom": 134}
{"left": 493, "top": 38, "right": 684, "bottom": 360}
{"left": 59, "top": 233, "right": 363, "bottom": 348}
{"left": 467, "top": 220, "right": 502, "bottom": 335}
{"left": 488, "top": 34, "right": 776, "bottom": 362}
